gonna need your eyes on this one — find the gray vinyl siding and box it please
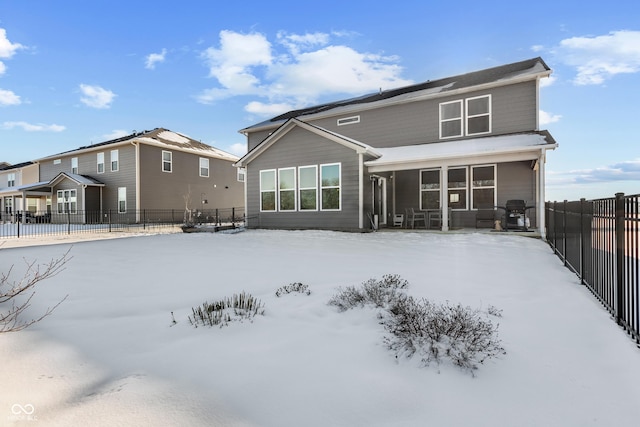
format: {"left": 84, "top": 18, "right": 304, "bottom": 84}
{"left": 246, "top": 126, "right": 362, "bottom": 230}
{"left": 294, "top": 81, "right": 538, "bottom": 148}
{"left": 138, "top": 144, "right": 243, "bottom": 211}
{"left": 247, "top": 129, "right": 274, "bottom": 152}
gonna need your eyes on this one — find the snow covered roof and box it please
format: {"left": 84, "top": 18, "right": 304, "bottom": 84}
{"left": 365, "top": 131, "right": 557, "bottom": 172}
{"left": 241, "top": 57, "right": 551, "bottom": 133}
{"left": 37, "top": 128, "right": 239, "bottom": 162}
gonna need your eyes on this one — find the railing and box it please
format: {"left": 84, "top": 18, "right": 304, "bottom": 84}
{"left": 546, "top": 193, "right": 639, "bottom": 344}
{"left": 0, "top": 207, "right": 245, "bottom": 239}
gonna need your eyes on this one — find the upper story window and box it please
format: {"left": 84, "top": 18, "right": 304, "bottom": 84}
{"left": 337, "top": 116, "right": 360, "bottom": 126}
{"left": 7, "top": 173, "right": 16, "bottom": 187}
{"left": 162, "top": 151, "right": 172, "bottom": 173}
{"left": 111, "top": 150, "right": 119, "bottom": 172}
{"left": 466, "top": 95, "right": 491, "bottom": 135}
{"left": 53, "top": 159, "right": 61, "bottom": 165}
{"left": 199, "top": 158, "right": 209, "bottom": 177}
{"left": 71, "top": 157, "right": 78, "bottom": 174}
{"left": 97, "top": 152, "right": 105, "bottom": 174}
{"left": 237, "top": 168, "right": 246, "bottom": 183}
{"left": 439, "top": 95, "right": 492, "bottom": 139}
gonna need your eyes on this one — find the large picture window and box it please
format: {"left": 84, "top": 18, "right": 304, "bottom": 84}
{"left": 260, "top": 169, "right": 276, "bottom": 211}
{"left": 56, "top": 189, "right": 77, "bottom": 214}
{"left": 320, "top": 163, "right": 341, "bottom": 211}
{"left": 472, "top": 165, "right": 496, "bottom": 209}
{"left": 278, "top": 168, "right": 296, "bottom": 211}
{"left": 466, "top": 95, "right": 491, "bottom": 136}
{"left": 420, "top": 169, "right": 440, "bottom": 210}
{"left": 448, "top": 167, "right": 467, "bottom": 210}
{"left": 298, "top": 165, "right": 317, "bottom": 211}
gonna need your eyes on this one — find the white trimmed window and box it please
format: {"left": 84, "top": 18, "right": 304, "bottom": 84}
{"left": 237, "top": 168, "right": 246, "bottom": 182}
{"left": 162, "top": 151, "right": 172, "bottom": 172}
{"left": 118, "top": 187, "right": 127, "bottom": 213}
{"left": 260, "top": 169, "right": 276, "bottom": 212}
{"left": 7, "top": 173, "right": 15, "bottom": 187}
{"left": 320, "top": 163, "right": 341, "bottom": 211}
{"left": 4, "top": 197, "right": 13, "bottom": 213}
{"left": 420, "top": 169, "right": 440, "bottom": 210}
{"left": 71, "top": 157, "right": 78, "bottom": 174}
{"left": 298, "top": 165, "right": 318, "bottom": 211}
{"left": 56, "top": 189, "right": 77, "bottom": 214}
{"left": 97, "top": 152, "right": 105, "bottom": 174}
{"left": 111, "top": 150, "right": 119, "bottom": 172}
{"left": 472, "top": 165, "right": 497, "bottom": 209}
{"left": 439, "top": 100, "right": 463, "bottom": 139}
{"left": 447, "top": 167, "right": 468, "bottom": 210}
{"left": 466, "top": 95, "right": 491, "bottom": 136}
{"left": 278, "top": 168, "right": 296, "bottom": 211}
{"left": 199, "top": 158, "right": 210, "bottom": 177}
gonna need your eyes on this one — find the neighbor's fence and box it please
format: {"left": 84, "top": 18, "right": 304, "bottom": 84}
{"left": 546, "top": 193, "right": 639, "bottom": 344}
{"left": 0, "top": 207, "right": 245, "bottom": 239}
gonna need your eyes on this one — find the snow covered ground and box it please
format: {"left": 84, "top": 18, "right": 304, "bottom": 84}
{"left": 1, "top": 230, "right": 640, "bottom": 426}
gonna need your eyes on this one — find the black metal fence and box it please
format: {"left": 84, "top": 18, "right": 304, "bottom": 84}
{"left": 546, "top": 193, "right": 639, "bottom": 344}
{"left": 0, "top": 207, "right": 245, "bottom": 239}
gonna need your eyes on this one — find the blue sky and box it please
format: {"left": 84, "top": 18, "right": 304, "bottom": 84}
{"left": 0, "top": 0, "right": 638, "bottom": 201}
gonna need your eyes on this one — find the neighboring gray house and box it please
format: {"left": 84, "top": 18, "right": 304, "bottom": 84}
{"left": 3, "top": 128, "right": 244, "bottom": 223}
{"left": 235, "top": 57, "right": 558, "bottom": 234}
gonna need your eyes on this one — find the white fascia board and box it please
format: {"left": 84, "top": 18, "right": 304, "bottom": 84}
{"left": 36, "top": 139, "right": 134, "bottom": 162}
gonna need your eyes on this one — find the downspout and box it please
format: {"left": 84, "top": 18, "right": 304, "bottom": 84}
{"left": 243, "top": 167, "right": 248, "bottom": 227}
{"left": 82, "top": 184, "right": 87, "bottom": 224}
{"left": 358, "top": 153, "right": 364, "bottom": 229}
{"left": 132, "top": 141, "right": 140, "bottom": 222}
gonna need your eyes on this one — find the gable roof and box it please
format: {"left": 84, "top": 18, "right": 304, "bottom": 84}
{"left": 234, "top": 118, "right": 381, "bottom": 168}
{"left": 0, "top": 161, "right": 35, "bottom": 171}
{"left": 49, "top": 172, "right": 105, "bottom": 187}
{"left": 37, "top": 128, "right": 239, "bottom": 162}
{"left": 240, "top": 57, "right": 551, "bottom": 134}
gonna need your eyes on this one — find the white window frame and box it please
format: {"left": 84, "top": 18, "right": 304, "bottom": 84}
{"left": 471, "top": 164, "right": 497, "bottom": 209}
{"left": 7, "top": 173, "right": 15, "bottom": 187}
{"left": 162, "top": 150, "right": 172, "bottom": 173}
{"left": 110, "top": 150, "right": 119, "bottom": 172}
{"left": 260, "top": 169, "right": 276, "bottom": 212}
{"left": 320, "top": 163, "right": 341, "bottom": 211}
{"left": 53, "top": 159, "right": 61, "bottom": 165}
{"left": 4, "top": 197, "right": 13, "bottom": 214}
{"left": 237, "top": 168, "right": 246, "bottom": 183}
{"left": 439, "top": 100, "right": 463, "bottom": 139}
{"left": 56, "top": 189, "right": 77, "bottom": 214}
{"left": 71, "top": 157, "right": 78, "bottom": 174}
{"left": 447, "top": 166, "right": 468, "bottom": 211}
{"left": 337, "top": 115, "right": 360, "bottom": 126}
{"left": 298, "top": 165, "right": 318, "bottom": 211}
{"left": 199, "top": 158, "right": 210, "bottom": 177}
{"left": 466, "top": 95, "right": 492, "bottom": 136}
{"left": 118, "top": 187, "right": 127, "bottom": 213}
{"left": 97, "top": 152, "right": 105, "bottom": 174}
{"left": 420, "top": 168, "right": 441, "bottom": 210}
{"left": 278, "top": 167, "right": 297, "bottom": 212}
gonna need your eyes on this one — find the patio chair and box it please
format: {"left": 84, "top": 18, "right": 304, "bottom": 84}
{"left": 428, "top": 208, "right": 452, "bottom": 229}
{"left": 410, "top": 208, "right": 427, "bottom": 229}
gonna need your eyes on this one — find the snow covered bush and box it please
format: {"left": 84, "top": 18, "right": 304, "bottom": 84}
{"left": 329, "top": 274, "right": 505, "bottom": 374}
{"left": 188, "top": 292, "right": 265, "bottom": 328}
{"left": 328, "top": 274, "right": 408, "bottom": 311}
{"left": 383, "top": 296, "right": 505, "bottom": 373}
{"left": 275, "top": 282, "right": 311, "bottom": 297}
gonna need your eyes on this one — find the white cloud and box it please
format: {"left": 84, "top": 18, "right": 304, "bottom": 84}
{"left": 0, "top": 28, "right": 25, "bottom": 76}
{"left": 1, "top": 121, "right": 65, "bottom": 132}
{"left": 539, "top": 109, "right": 562, "bottom": 125}
{"left": 79, "top": 84, "right": 116, "bottom": 109}
{"left": 145, "top": 48, "right": 167, "bottom": 70}
{"left": 103, "top": 129, "right": 130, "bottom": 140}
{"left": 197, "top": 30, "right": 413, "bottom": 115}
{"left": 552, "top": 30, "right": 640, "bottom": 85}
{"left": 0, "top": 88, "right": 21, "bottom": 106}
{"left": 548, "top": 159, "right": 640, "bottom": 186}
{"left": 224, "top": 142, "right": 247, "bottom": 157}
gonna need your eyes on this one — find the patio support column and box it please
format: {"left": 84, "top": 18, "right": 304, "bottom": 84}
{"left": 538, "top": 150, "right": 547, "bottom": 240}
{"left": 441, "top": 167, "right": 449, "bottom": 231}
{"left": 358, "top": 153, "right": 364, "bottom": 229}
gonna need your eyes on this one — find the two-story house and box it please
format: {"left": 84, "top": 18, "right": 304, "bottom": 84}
{"left": 3, "top": 128, "right": 244, "bottom": 224}
{"left": 0, "top": 161, "right": 44, "bottom": 222}
{"left": 235, "top": 57, "right": 557, "bottom": 235}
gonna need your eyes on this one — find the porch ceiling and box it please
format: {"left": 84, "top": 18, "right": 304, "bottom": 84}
{"left": 364, "top": 132, "right": 557, "bottom": 172}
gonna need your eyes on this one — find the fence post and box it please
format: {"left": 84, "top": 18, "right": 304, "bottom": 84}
{"left": 67, "top": 210, "right": 71, "bottom": 234}
{"left": 580, "top": 198, "right": 586, "bottom": 284}
{"left": 615, "top": 192, "right": 625, "bottom": 326}
{"left": 16, "top": 212, "right": 20, "bottom": 238}
{"left": 143, "top": 209, "right": 146, "bottom": 230}
{"left": 562, "top": 200, "right": 568, "bottom": 267}
{"left": 108, "top": 210, "right": 112, "bottom": 233}
{"left": 232, "top": 207, "right": 235, "bottom": 226}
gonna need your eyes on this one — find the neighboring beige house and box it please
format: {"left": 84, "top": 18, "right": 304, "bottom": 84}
{"left": 1, "top": 128, "right": 244, "bottom": 223}
{"left": 0, "top": 161, "right": 44, "bottom": 222}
